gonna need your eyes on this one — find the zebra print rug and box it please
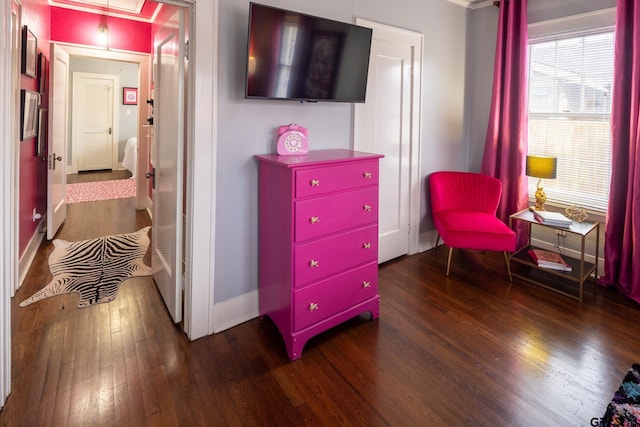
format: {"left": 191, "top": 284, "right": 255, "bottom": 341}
{"left": 19, "top": 227, "right": 152, "bottom": 308}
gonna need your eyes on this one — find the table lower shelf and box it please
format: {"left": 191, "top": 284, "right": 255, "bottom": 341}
{"left": 510, "top": 246, "right": 597, "bottom": 302}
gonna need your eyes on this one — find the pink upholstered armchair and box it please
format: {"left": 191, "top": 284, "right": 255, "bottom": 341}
{"left": 429, "top": 171, "right": 516, "bottom": 280}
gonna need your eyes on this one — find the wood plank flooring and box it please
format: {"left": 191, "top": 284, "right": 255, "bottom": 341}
{"left": 2, "top": 199, "right": 639, "bottom": 426}
{"left": 67, "top": 169, "right": 132, "bottom": 184}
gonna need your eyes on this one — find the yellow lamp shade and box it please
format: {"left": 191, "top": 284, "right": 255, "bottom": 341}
{"left": 526, "top": 155, "right": 557, "bottom": 179}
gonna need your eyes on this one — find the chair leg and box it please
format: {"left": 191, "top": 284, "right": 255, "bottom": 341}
{"left": 446, "top": 247, "right": 454, "bottom": 276}
{"left": 503, "top": 251, "right": 512, "bottom": 282}
{"left": 435, "top": 234, "right": 441, "bottom": 249}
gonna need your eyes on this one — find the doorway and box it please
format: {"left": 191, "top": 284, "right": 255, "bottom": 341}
{"left": 49, "top": 3, "right": 188, "bottom": 325}
{"left": 0, "top": 0, "right": 219, "bottom": 408}
{"left": 68, "top": 62, "right": 140, "bottom": 203}
{"left": 354, "top": 19, "right": 423, "bottom": 263}
{"left": 72, "top": 72, "right": 118, "bottom": 172}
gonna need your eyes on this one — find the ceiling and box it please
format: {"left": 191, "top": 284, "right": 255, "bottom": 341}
{"left": 50, "top": 0, "right": 495, "bottom": 23}
{"left": 50, "top": 0, "right": 161, "bottom": 22}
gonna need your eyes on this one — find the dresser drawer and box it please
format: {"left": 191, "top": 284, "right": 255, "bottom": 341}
{"left": 294, "top": 225, "right": 378, "bottom": 287}
{"left": 295, "top": 187, "right": 378, "bottom": 242}
{"left": 295, "top": 160, "right": 379, "bottom": 198}
{"left": 293, "top": 262, "right": 378, "bottom": 331}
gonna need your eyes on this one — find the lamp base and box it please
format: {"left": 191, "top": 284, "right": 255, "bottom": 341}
{"left": 534, "top": 184, "right": 547, "bottom": 211}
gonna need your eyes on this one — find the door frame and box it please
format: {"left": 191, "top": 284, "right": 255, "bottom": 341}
{"left": 354, "top": 19, "right": 423, "bottom": 258}
{"left": 0, "top": 0, "right": 21, "bottom": 408}
{"left": 48, "top": 0, "right": 220, "bottom": 340}
{"left": 58, "top": 45, "right": 152, "bottom": 211}
{"left": 71, "top": 72, "right": 119, "bottom": 173}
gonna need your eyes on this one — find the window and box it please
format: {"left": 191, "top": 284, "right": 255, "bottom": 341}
{"left": 527, "top": 31, "right": 614, "bottom": 212}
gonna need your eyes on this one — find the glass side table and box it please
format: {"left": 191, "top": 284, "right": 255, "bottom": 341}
{"left": 509, "top": 209, "right": 600, "bottom": 302}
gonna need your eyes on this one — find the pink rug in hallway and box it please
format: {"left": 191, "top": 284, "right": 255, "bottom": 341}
{"left": 66, "top": 179, "right": 136, "bottom": 204}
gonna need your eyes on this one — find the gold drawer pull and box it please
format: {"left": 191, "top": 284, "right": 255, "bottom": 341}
{"left": 309, "top": 216, "right": 320, "bottom": 224}
{"left": 308, "top": 303, "right": 319, "bottom": 312}
{"left": 363, "top": 242, "right": 371, "bottom": 249}
{"left": 362, "top": 281, "right": 371, "bottom": 289}
{"left": 310, "top": 179, "right": 320, "bottom": 187}
{"left": 309, "top": 260, "right": 319, "bottom": 268}
{"left": 363, "top": 172, "right": 373, "bottom": 179}
{"left": 363, "top": 204, "right": 371, "bottom": 212}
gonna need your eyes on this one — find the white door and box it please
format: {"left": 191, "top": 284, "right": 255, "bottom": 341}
{"left": 354, "top": 21, "right": 422, "bottom": 263}
{"left": 47, "top": 44, "right": 69, "bottom": 240}
{"left": 73, "top": 73, "right": 117, "bottom": 171}
{"left": 151, "top": 9, "right": 185, "bottom": 324}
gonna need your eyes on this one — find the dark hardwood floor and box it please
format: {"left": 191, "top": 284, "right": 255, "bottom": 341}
{"left": 2, "top": 199, "right": 639, "bottom": 426}
{"left": 67, "top": 169, "right": 132, "bottom": 184}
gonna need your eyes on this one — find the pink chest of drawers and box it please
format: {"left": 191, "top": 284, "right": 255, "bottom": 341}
{"left": 256, "top": 149, "right": 383, "bottom": 360}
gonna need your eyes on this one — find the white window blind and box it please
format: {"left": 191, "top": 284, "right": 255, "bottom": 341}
{"left": 527, "top": 31, "right": 614, "bottom": 212}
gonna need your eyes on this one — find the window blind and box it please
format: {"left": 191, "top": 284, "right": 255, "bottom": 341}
{"left": 527, "top": 31, "right": 614, "bottom": 212}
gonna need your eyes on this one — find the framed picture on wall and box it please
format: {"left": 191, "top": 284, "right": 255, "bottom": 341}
{"left": 21, "top": 26, "right": 37, "bottom": 78}
{"left": 20, "top": 90, "right": 39, "bottom": 141}
{"left": 123, "top": 87, "right": 138, "bottom": 105}
{"left": 37, "top": 108, "right": 47, "bottom": 156}
{"left": 38, "top": 52, "right": 47, "bottom": 95}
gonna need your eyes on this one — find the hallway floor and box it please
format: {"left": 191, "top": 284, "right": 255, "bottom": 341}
{"left": 67, "top": 169, "right": 132, "bottom": 184}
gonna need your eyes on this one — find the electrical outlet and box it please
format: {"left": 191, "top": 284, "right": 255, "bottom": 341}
{"left": 556, "top": 229, "right": 566, "bottom": 237}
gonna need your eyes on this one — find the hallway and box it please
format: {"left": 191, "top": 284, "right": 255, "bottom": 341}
{"left": 5, "top": 198, "right": 180, "bottom": 425}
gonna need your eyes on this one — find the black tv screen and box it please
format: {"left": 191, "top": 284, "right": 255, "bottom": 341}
{"left": 245, "top": 3, "right": 373, "bottom": 103}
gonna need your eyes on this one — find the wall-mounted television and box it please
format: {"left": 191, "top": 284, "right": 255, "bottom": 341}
{"left": 245, "top": 3, "right": 373, "bottom": 103}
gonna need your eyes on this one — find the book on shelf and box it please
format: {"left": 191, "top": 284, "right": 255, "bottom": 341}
{"left": 531, "top": 210, "right": 573, "bottom": 228}
{"left": 528, "top": 249, "right": 572, "bottom": 271}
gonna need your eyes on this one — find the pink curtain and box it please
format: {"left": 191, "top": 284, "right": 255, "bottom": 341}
{"left": 599, "top": 0, "right": 640, "bottom": 304}
{"left": 481, "top": 0, "right": 529, "bottom": 228}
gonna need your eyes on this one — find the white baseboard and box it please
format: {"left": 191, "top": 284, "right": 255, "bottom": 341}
{"left": 417, "top": 229, "right": 439, "bottom": 254}
{"left": 213, "top": 289, "right": 259, "bottom": 333}
{"left": 17, "top": 219, "right": 46, "bottom": 295}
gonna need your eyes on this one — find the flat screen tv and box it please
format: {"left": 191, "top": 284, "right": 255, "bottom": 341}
{"left": 245, "top": 3, "right": 373, "bottom": 103}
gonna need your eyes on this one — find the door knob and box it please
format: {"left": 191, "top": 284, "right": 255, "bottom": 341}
{"left": 50, "top": 153, "right": 63, "bottom": 170}
{"left": 145, "top": 168, "right": 156, "bottom": 190}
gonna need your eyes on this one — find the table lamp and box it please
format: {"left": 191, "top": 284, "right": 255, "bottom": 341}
{"left": 526, "top": 155, "right": 557, "bottom": 211}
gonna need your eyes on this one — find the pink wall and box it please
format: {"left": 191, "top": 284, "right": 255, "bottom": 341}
{"left": 51, "top": 7, "right": 151, "bottom": 54}
{"left": 19, "top": 3, "right": 152, "bottom": 257}
{"left": 19, "top": 0, "right": 50, "bottom": 257}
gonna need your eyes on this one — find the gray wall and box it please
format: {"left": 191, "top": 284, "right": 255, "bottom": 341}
{"left": 464, "top": 0, "right": 618, "bottom": 172}
{"left": 215, "top": 0, "right": 468, "bottom": 302}
{"left": 214, "top": 0, "right": 618, "bottom": 304}
{"left": 68, "top": 57, "right": 139, "bottom": 165}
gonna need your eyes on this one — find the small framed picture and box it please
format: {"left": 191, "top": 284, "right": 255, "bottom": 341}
{"left": 38, "top": 52, "right": 47, "bottom": 95}
{"left": 123, "top": 87, "right": 138, "bottom": 105}
{"left": 20, "top": 89, "right": 39, "bottom": 141}
{"left": 21, "top": 26, "right": 37, "bottom": 78}
{"left": 37, "top": 108, "right": 47, "bottom": 156}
